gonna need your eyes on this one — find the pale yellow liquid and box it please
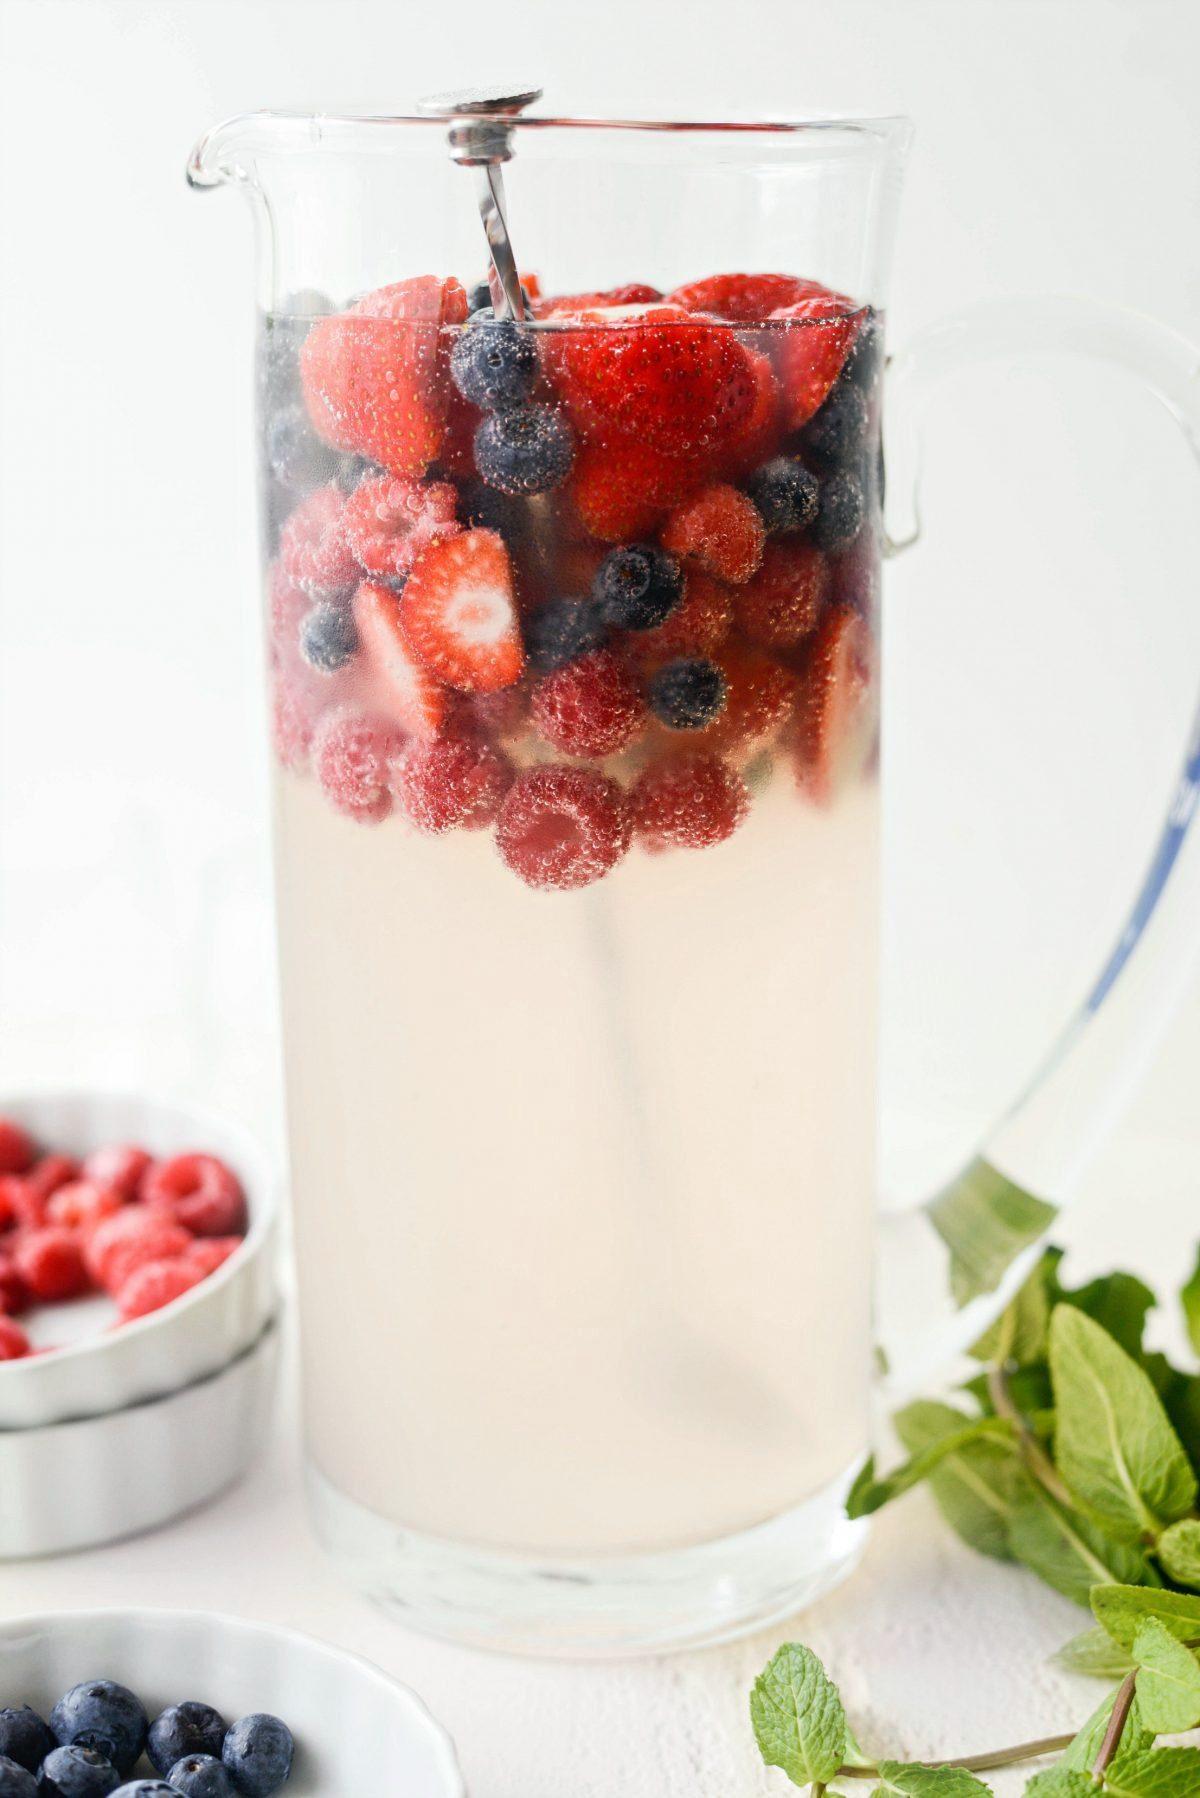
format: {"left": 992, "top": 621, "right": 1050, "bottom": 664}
{"left": 275, "top": 766, "right": 879, "bottom": 1557}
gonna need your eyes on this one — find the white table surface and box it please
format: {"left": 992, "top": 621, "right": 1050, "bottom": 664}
{"left": 5, "top": 1119, "right": 1198, "bottom": 1798}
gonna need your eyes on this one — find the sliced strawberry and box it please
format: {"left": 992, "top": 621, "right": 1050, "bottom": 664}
{"left": 537, "top": 282, "right": 663, "bottom": 318}
{"left": 718, "top": 347, "right": 784, "bottom": 478}
{"left": 567, "top": 439, "right": 703, "bottom": 542}
{"left": 666, "top": 272, "right": 837, "bottom": 323}
{"left": 792, "top": 606, "right": 877, "bottom": 803}
{"left": 352, "top": 580, "right": 447, "bottom": 737}
{"left": 770, "top": 295, "right": 861, "bottom": 431}
{"left": 400, "top": 528, "right": 524, "bottom": 694}
{"left": 300, "top": 276, "right": 468, "bottom": 478}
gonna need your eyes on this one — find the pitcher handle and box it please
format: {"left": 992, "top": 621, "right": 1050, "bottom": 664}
{"left": 877, "top": 298, "right": 1200, "bottom": 1397}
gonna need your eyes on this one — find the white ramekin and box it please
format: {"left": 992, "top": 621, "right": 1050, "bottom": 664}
{"left": 0, "top": 1090, "right": 279, "bottom": 1429}
{"left": 0, "top": 1319, "right": 279, "bottom": 1559}
{"left": 0, "top": 1606, "right": 464, "bottom": 1795}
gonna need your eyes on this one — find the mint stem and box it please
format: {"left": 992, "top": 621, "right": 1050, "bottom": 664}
{"left": 831, "top": 1732, "right": 1076, "bottom": 1778}
{"left": 1092, "top": 1670, "right": 1137, "bottom": 1779}
{"left": 987, "top": 1363, "right": 1076, "bottom": 1509}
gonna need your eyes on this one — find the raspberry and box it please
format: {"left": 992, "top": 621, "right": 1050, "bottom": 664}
{"left": 142, "top": 1153, "right": 248, "bottom": 1238}
{"left": 627, "top": 571, "right": 734, "bottom": 667}
{"left": 390, "top": 730, "right": 513, "bottom": 834}
{"left": 279, "top": 485, "right": 359, "bottom": 601}
{"left": 530, "top": 650, "right": 648, "bottom": 758}
{"left": 0, "top": 1251, "right": 30, "bottom": 1315}
{"left": 0, "top": 1118, "right": 35, "bottom": 1175}
{"left": 342, "top": 474, "right": 461, "bottom": 583}
{"left": 660, "top": 484, "right": 765, "bottom": 585}
{"left": 271, "top": 673, "right": 318, "bottom": 773}
{"left": 496, "top": 766, "right": 632, "bottom": 891}
{"left": 696, "top": 641, "right": 798, "bottom": 755}
{"left": 14, "top": 1227, "right": 89, "bottom": 1303}
{"left": 0, "top": 1175, "right": 21, "bottom": 1233}
{"left": 4, "top": 1177, "right": 46, "bottom": 1232}
{"left": 26, "top": 1153, "right": 83, "bottom": 1202}
{"left": 82, "top": 1144, "right": 154, "bottom": 1200}
{"left": 47, "top": 1179, "right": 125, "bottom": 1233}
{"left": 117, "top": 1257, "right": 207, "bottom": 1323}
{"left": 184, "top": 1236, "right": 243, "bottom": 1278}
{"left": 268, "top": 560, "right": 311, "bottom": 647}
{"left": 312, "top": 709, "right": 400, "bottom": 823}
{"left": 0, "top": 1315, "right": 31, "bottom": 1360}
{"left": 631, "top": 754, "right": 750, "bottom": 851}
{"left": 734, "top": 540, "right": 830, "bottom": 649}
{"left": 85, "top": 1209, "right": 193, "bottom": 1295}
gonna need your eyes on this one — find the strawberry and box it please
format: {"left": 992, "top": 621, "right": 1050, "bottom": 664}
{"left": 352, "top": 580, "right": 448, "bottom": 737}
{"left": 734, "top": 540, "right": 830, "bottom": 649}
{"left": 792, "top": 606, "right": 877, "bottom": 803}
{"left": 661, "top": 484, "right": 765, "bottom": 585}
{"left": 567, "top": 439, "right": 702, "bottom": 542}
{"left": 537, "top": 282, "right": 662, "bottom": 318}
{"left": 666, "top": 272, "right": 836, "bottom": 323}
{"left": 400, "top": 528, "right": 524, "bottom": 693}
{"left": 300, "top": 276, "right": 468, "bottom": 478}
{"left": 770, "top": 295, "right": 861, "bottom": 431}
{"left": 550, "top": 305, "right": 757, "bottom": 454}
{"left": 718, "top": 347, "right": 784, "bottom": 478}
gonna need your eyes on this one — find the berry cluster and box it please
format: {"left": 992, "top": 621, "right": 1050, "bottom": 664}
{"left": 263, "top": 269, "right": 882, "bottom": 891}
{"left": 0, "top": 1684, "right": 292, "bottom": 1797}
{"left": 0, "top": 1121, "right": 246, "bottom": 1361}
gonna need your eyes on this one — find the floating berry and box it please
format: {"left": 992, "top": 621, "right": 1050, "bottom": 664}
{"left": 117, "top": 1257, "right": 207, "bottom": 1322}
{"left": 792, "top": 605, "right": 876, "bottom": 803}
{"left": 27, "top": 1154, "right": 82, "bottom": 1202}
{"left": 264, "top": 401, "right": 332, "bottom": 489}
{"left": 312, "top": 709, "right": 399, "bottom": 823}
{"left": 810, "top": 470, "right": 866, "bottom": 551}
{"left": 627, "top": 571, "right": 734, "bottom": 668}
{"left": 466, "top": 279, "right": 536, "bottom": 316}
{"left": 390, "top": 731, "right": 513, "bottom": 834}
{"left": 665, "top": 272, "right": 835, "bottom": 322}
{"left": 351, "top": 582, "right": 448, "bottom": 739}
{"left": 718, "top": 347, "right": 783, "bottom": 480}
{"left": 0, "top": 1317, "right": 30, "bottom": 1360}
{"left": 143, "top": 1154, "right": 247, "bottom": 1239}
{"left": 81, "top": 1145, "right": 153, "bottom": 1201}
{"left": 567, "top": 439, "right": 700, "bottom": 542}
{"left": 734, "top": 539, "right": 830, "bottom": 649}
{"left": 300, "top": 276, "right": 468, "bottom": 478}
{"left": 474, "top": 405, "right": 575, "bottom": 496}
{"left": 450, "top": 318, "right": 539, "bottom": 409}
{"left": 85, "top": 1210, "right": 193, "bottom": 1296}
{"left": 531, "top": 649, "right": 648, "bottom": 758}
{"left": 0, "top": 1119, "right": 34, "bottom": 1175}
{"left": 593, "top": 545, "right": 684, "bottom": 632}
{"left": 47, "top": 1179, "right": 125, "bottom": 1233}
{"left": 646, "top": 659, "right": 728, "bottom": 731}
{"left": 537, "top": 282, "right": 662, "bottom": 317}
{"left": 745, "top": 458, "right": 820, "bottom": 535}
{"left": 697, "top": 641, "right": 798, "bottom": 755}
{"left": 800, "top": 381, "right": 869, "bottom": 472}
{"left": 341, "top": 474, "right": 460, "bottom": 583}
{"left": 842, "top": 308, "right": 882, "bottom": 388}
{"left": 631, "top": 754, "right": 750, "bottom": 851}
{"left": 278, "top": 485, "right": 358, "bottom": 603}
{"left": 14, "top": 1228, "right": 88, "bottom": 1303}
{"left": 523, "top": 596, "right": 608, "bottom": 673}
{"left": 769, "top": 294, "right": 860, "bottom": 430}
{"left": 496, "top": 766, "right": 632, "bottom": 891}
{"left": 299, "top": 602, "right": 358, "bottom": 674}
{"left": 400, "top": 528, "right": 524, "bottom": 693}
{"left": 270, "top": 676, "right": 317, "bottom": 773}
{"left": 660, "top": 484, "right": 765, "bottom": 585}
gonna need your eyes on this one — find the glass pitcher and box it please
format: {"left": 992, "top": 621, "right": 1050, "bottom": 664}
{"left": 187, "top": 104, "right": 1200, "bottom": 1655}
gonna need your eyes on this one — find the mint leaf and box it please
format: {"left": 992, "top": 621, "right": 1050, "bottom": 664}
{"left": 847, "top": 1414, "right": 1014, "bottom": 1520}
{"left": 1022, "top": 1772, "right": 1095, "bottom": 1797}
{"left": 1162, "top": 1371, "right": 1200, "bottom": 1469}
{"left": 872, "top": 1762, "right": 993, "bottom": 1795}
{"left": 749, "top": 1643, "right": 845, "bottom": 1786}
{"left": 971, "top": 1249, "right": 1062, "bottom": 1366}
{"left": 1157, "top": 1519, "right": 1200, "bottom": 1588}
{"left": 894, "top": 1400, "right": 1023, "bottom": 1559}
{"left": 1008, "top": 1484, "right": 1155, "bottom": 1607}
{"left": 1131, "top": 1617, "right": 1200, "bottom": 1733}
{"left": 1182, "top": 1249, "right": 1200, "bottom": 1359}
{"left": 1062, "top": 1272, "right": 1157, "bottom": 1360}
{"left": 1053, "top": 1627, "right": 1136, "bottom": 1679}
{"left": 1104, "top": 1748, "right": 1200, "bottom": 1797}
{"left": 1049, "top": 1308, "right": 1197, "bottom": 1540}
{"left": 929, "top": 1160, "right": 1057, "bottom": 1305}
{"left": 1059, "top": 1685, "right": 1152, "bottom": 1771}
{"left": 1092, "top": 1583, "right": 1200, "bottom": 1649}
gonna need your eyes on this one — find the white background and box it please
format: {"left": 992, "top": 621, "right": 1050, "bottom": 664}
{"left": 2, "top": 2, "right": 1200, "bottom": 1790}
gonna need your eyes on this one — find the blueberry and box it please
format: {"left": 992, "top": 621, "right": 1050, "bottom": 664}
{"left": 466, "top": 283, "right": 534, "bottom": 318}
{"left": 164, "top": 1759, "right": 234, "bottom": 1798}
{"left": 647, "top": 659, "right": 728, "bottom": 730}
{"left": 524, "top": 598, "right": 608, "bottom": 673}
{"left": 592, "top": 546, "right": 684, "bottom": 632}
{"left": 810, "top": 470, "right": 866, "bottom": 552}
{"left": 451, "top": 319, "right": 539, "bottom": 410}
{"left": 263, "top": 405, "right": 334, "bottom": 492}
{"left": 474, "top": 406, "right": 574, "bottom": 496}
{"left": 221, "top": 1715, "right": 293, "bottom": 1798}
{"left": 0, "top": 1756, "right": 37, "bottom": 1798}
{"left": 0, "top": 1710, "right": 55, "bottom": 1775}
{"left": 50, "top": 1687, "right": 146, "bottom": 1778}
{"left": 300, "top": 601, "right": 358, "bottom": 673}
{"left": 146, "top": 1709, "right": 226, "bottom": 1780}
{"left": 745, "top": 458, "right": 819, "bottom": 535}
{"left": 799, "top": 382, "right": 869, "bottom": 472}
{"left": 36, "top": 1745, "right": 120, "bottom": 1797}
{"left": 842, "top": 308, "right": 882, "bottom": 389}
{"left": 331, "top": 453, "right": 379, "bottom": 495}
{"left": 109, "top": 1786, "right": 175, "bottom": 1796}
